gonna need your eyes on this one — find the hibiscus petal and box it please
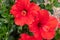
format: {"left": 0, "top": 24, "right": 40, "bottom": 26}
{"left": 29, "top": 22, "right": 42, "bottom": 40}
{"left": 38, "top": 9, "right": 49, "bottom": 24}
{"left": 40, "top": 29, "right": 55, "bottom": 39}
{"left": 16, "top": 0, "right": 30, "bottom": 8}
{"left": 14, "top": 15, "right": 34, "bottom": 26}
{"left": 29, "top": 3, "right": 40, "bottom": 11}
{"left": 43, "top": 16, "right": 58, "bottom": 31}
{"left": 25, "top": 15, "right": 34, "bottom": 25}
{"left": 29, "top": 3, "right": 40, "bottom": 16}
{"left": 58, "top": 22, "right": 60, "bottom": 28}
{"left": 19, "top": 33, "right": 36, "bottom": 40}
{"left": 14, "top": 17, "right": 26, "bottom": 26}
{"left": 10, "top": 4, "right": 22, "bottom": 17}
{"left": 19, "top": 33, "right": 31, "bottom": 40}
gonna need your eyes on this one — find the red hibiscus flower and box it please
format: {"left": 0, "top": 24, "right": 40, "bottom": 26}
{"left": 29, "top": 9, "right": 58, "bottom": 40}
{"left": 58, "top": 22, "right": 60, "bottom": 28}
{"left": 38, "top": 9, "right": 49, "bottom": 24}
{"left": 18, "top": 33, "right": 42, "bottom": 40}
{"left": 10, "top": 0, "right": 40, "bottom": 26}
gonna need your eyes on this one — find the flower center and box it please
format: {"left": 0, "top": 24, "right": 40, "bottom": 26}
{"left": 37, "top": 22, "right": 41, "bottom": 27}
{"left": 21, "top": 10, "right": 27, "bottom": 16}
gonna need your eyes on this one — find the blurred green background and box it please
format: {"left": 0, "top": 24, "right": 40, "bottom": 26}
{"left": 0, "top": 0, "right": 60, "bottom": 40}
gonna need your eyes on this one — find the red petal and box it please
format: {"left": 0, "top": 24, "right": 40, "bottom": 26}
{"left": 43, "top": 16, "right": 58, "bottom": 31}
{"left": 29, "top": 3, "right": 40, "bottom": 11}
{"left": 29, "top": 22, "right": 42, "bottom": 40}
{"left": 29, "top": 3, "right": 40, "bottom": 17}
{"left": 38, "top": 9, "right": 49, "bottom": 24}
{"left": 58, "top": 22, "right": 60, "bottom": 28}
{"left": 19, "top": 33, "right": 36, "bottom": 40}
{"left": 19, "top": 33, "right": 31, "bottom": 40}
{"left": 14, "top": 17, "right": 26, "bottom": 26}
{"left": 16, "top": 0, "right": 30, "bottom": 8}
{"left": 14, "top": 15, "right": 34, "bottom": 26}
{"left": 10, "top": 3, "right": 23, "bottom": 17}
{"left": 40, "top": 29, "right": 55, "bottom": 39}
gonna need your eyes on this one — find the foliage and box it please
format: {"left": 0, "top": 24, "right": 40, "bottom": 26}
{"left": 0, "top": 0, "right": 60, "bottom": 40}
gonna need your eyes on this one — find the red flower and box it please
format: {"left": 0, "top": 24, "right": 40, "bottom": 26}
{"left": 29, "top": 9, "right": 58, "bottom": 40}
{"left": 38, "top": 9, "right": 49, "bottom": 24}
{"left": 58, "top": 22, "right": 60, "bottom": 28}
{"left": 19, "top": 33, "right": 40, "bottom": 40}
{"left": 10, "top": 0, "right": 40, "bottom": 26}
{"left": 40, "top": 28, "right": 55, "bottom": 40}
{"left": 42, "top": 16, "right": 58, "bottom": 31}
{"left": 10, "top": 0, "right": 58, "bottom": 40}
{"left": 28, "top": 20, "right": 42, "bottom": 40}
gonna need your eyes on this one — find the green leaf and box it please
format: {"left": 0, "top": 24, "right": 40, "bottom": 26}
{"left": 55, "top": 29, "right": 60, "bottom": 40}
{"left": 17, "top": 26, "right": 22, "bottom": 33}
{"left": 45, "top": 4, "right": 52, "bottom": 10}
{"left": 0, "top": 11, "right": 3, "bottom": 14}
{"left": 31, "top": 0, "right": 37, "bottom": 3}
{"left": 0, "top": 24, "right": 8, "bottom": 40}
{"left": 49, "top": 0, "right": 53, "bottom": 2}
{"left": 53, "top": 0, "right": 60, "bottom": 7}
{"left": 22, "top": 25, "right": 29, "bottom": 33}
{"left": 39, "top": 4, "right": 45, "bottom": 9}
{"left": 0, "top": 0, "right": 2, "bottom": 2}
{"left": 53, "top": 0, "right": 58, "bottom": 3}
{"left": 8, "top": 36, "right": 15, "bottom": 40}
{"left": 1, "top": 4, "right": 6, "bottom": 11}
{"left": 0, "top": 0, "right": 15, "bottom": 40}
{"left": 49, "top": 0, "right": 55, "bottom": 3}
{"left": 49, "top": 9, "right": 54, "bottom": 14}
{"left": 8, "top": 25, "right": 20, "bottom": 40}
{"left": 31, "top": 0, "right": 45, "bottom": 3}
{"left": 54, "top": 2, "right": 60, "bottom": 7}
{"left": 45, "top": 4, "right": 54, "bottom": 14}
{"left": 1, "top": 13, "right": 9, "bottom": 18}
{"left": 5, "top": 0, "right": 14, "bottom": 6}
{"left": 37, "top": 0, "right": 45, "bottom": 3}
